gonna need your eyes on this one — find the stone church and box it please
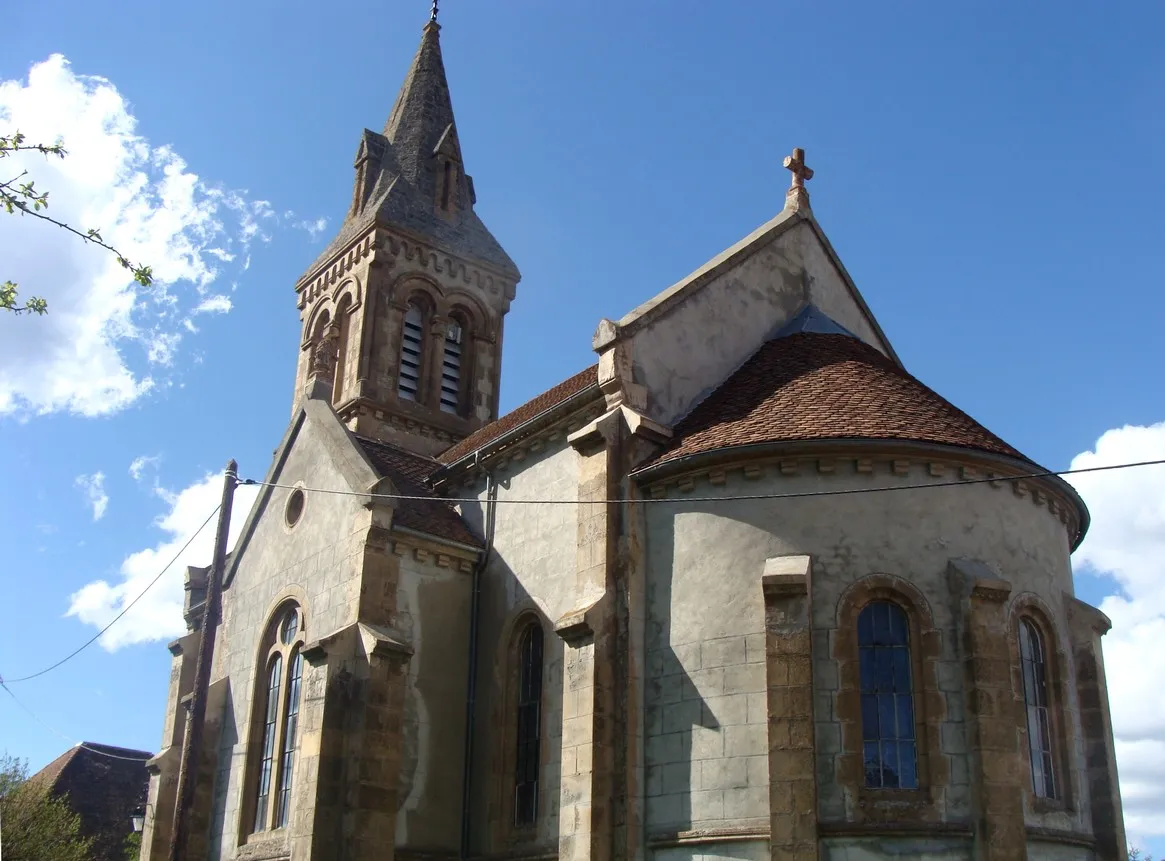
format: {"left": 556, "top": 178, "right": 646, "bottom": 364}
{"left": 139, "top": 12, "right": 1127, "bottom": 861}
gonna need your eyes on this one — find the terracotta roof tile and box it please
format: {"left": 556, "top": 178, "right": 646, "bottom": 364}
{"left": 27, "top": 743, "right": 151, "bottom": 861}
{"left": 355, "top": 436, "right": 483, "bottom": 547}
{"left": 651, "top": 333, "right": 1031, "bottom": 467}
{"left": 438, "top": 365, "right": 599, "bottom": 464}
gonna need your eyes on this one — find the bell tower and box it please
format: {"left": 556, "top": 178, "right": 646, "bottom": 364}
{"left": 291, "top": 14, "right": 520, "bottom": 456}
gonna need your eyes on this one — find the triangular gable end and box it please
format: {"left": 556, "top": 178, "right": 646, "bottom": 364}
{"left": 594, "top": 208, "right": 900, "bottom": 427}
{"left": 223, "top": 387, "right": 390, "bottom": 589}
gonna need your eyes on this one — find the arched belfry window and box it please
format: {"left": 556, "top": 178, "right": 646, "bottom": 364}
{"left": 439, "top": 318, "right": 465, "bottom": 414}
{"left": 398, "top": 303, "right": 424, "bottom": 401}
{"left": 1019, "top": 619, "right": 1057, "bottom": 799}
{"left": 514, "top": 621, "right": 543, "bottom": 826}
{"left": 857, "top": 601, "right": 918, "bottom": 789}
{"left": 251, "top": 604, "right": 306, "bottom": 833}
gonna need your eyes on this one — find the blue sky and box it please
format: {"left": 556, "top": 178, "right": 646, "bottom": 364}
{"left": 2, "top": 0, "right": 1163, "bottom": 846}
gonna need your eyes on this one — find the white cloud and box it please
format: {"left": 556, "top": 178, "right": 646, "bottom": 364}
{"left": 74, "top": 471, "right": 108, "bottom": 521}
{"left": 128, "top": 454, "right": 160, "bottom": 482}
{"left": 1067, "top": 421, "right": 1165, "bottom": 837}
{"left": 297, "top": 216, "right": 328, "bottom": 240}
{"left": 67, "top": 470, "right": 260, "bottom": 650}
{"left": 193, "top": 294, "right": 231, "bottom": 315}
{"left": 0, "top": 55, "right": 319, "bottom": 418}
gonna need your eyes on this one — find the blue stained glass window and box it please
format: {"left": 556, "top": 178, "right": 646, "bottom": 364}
{"left": 253, "top": 654, "right": 282, "bottom": 831}
{"left": 857, "top": 601, "right": 918, "bottom": 789}
{"left": 1020, "top": 620, "right": 1057, "bottom": 799}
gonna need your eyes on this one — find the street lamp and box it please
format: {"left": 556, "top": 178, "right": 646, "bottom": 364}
{"left": 131, "top": 803, "right": 152, "bottom": 834}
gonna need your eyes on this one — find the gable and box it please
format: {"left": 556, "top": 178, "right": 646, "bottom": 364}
{"left": 601, "top": 209, "right": 897, "bottom": 427}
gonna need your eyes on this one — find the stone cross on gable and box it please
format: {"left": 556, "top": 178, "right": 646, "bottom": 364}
{"left": 782, "top": 147, "right": 813, "bottom": 211}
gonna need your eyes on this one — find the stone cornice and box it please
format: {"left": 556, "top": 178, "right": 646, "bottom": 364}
{"left": 295, "top": 224, "right": 518, "bottom": 309}
{"left": 632, "top": 439, "right": 1087, "bottom": 550}
{"left": 432, "top": 390, "right": 606, "bottom": 487}
{"left": 389, "top": 528, "right": 478, "bottom": 572}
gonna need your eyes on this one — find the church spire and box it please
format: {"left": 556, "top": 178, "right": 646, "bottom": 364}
{"left": 382, "top": 16, "right": 459, "bottom": 199}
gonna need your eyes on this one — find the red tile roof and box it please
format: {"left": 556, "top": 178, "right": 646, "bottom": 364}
{"left": 650, "top": 333, "right": 1031, "bottom": 468}
{"left": 438, "top": 365, "right": 600, "bottom": 464}
{"left": 355, "top": 436, "right": 483, "bottom": 547}
{"left": 27, "top": 743, "right": 151, "bottom": 861}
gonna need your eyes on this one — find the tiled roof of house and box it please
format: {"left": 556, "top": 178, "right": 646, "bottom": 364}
{"left": 355, "top": 435, "right": 483, "bottom": 547}
{"left": 649, "top": 332, "right": 1031, "bottom": 468}
{"left": 27, "top": 743, "right": 151, "bottom": 861}
{"left": 437, "top": 365, "right": 600, "bottom": 465}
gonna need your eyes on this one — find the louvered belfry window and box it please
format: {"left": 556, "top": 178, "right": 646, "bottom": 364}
{"left": 398, "top": 304, "right": 424, "bottom": 401}
{"left": 514, "top": 622, "right": 543, "bottom": 826}
{"left": 1020, "top": 620, "right": 1057, "bottom": 799}
{"left": 858, "top": 601, "right": 919, "bottom": 789}
{"left": 440, "top": 321, "right": 463, "bottom": 414}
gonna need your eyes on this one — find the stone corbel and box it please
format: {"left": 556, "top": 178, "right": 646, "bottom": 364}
{"left": 568, "top": 405, "right": 672, "bottom": 455}
{"left": 302, "top": 621, "right": 413, "bottom": 667}
{"left": 554, "top": 593, "right": 609, "bottom": 647}
{"left": 145, "top": 745, "right": 180, "bottom": 777}
{"left": 358, "top": 621, "right": 413, "bottom": 662}
{"left": 761, "top": 554, "right": 812, "bottom": 600}
{"left": 1065, "top": 593, "right": 1112, "bottom": 637}
{"left": 593, "top": 318, "right": 647, "bottom": 412}
{"left": 947, "top": 558, "right": 1011, "bottom": 603}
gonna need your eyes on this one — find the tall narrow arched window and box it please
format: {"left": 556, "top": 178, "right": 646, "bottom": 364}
{"left": 398, "top": 303, "right": 424, "bottom": 401}
{"left": 439, "top": 319, "right": 464, "bottom": 414}
{"left": 249, "top": 604, "right": 306, "bottom": 834}
{"left": 332, "top": 297, "right": 352, "bottom": 405}
{"left": 858, "top": 601, "right": 918, "bottom": 789}
{"left": 514, "top": 622, "right": 543, "bottom": 826}
{"left": 1020, "top": 619, "right": 1056, "bottom": 799}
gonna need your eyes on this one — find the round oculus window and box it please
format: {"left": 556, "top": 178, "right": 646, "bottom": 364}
{"left": 285, "top": 488, "right": 305, "bottom": 527}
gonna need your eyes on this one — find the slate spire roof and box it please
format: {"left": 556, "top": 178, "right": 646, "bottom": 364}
{"left": 300, "top": 17, "right": 518, "bottom": 284}
{"left": 383, "top": 21, "right": 457, "bottom": 195}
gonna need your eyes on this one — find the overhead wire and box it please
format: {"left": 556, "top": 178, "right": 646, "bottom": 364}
{"left": 0, "top": 682, "right": 151, "bottom": 762}
{"left": 0, "top": 505, "right": 220, "bottom": 685}
{"left": 241, "top": 456, "right": 1165, "bottom": 506}
{"left": 0, "top": 530, "right": 359, "bottom": 762}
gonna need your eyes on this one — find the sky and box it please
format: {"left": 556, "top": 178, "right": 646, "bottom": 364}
{"left": 1, "top": 0, "right": 1163, "bottom": 848}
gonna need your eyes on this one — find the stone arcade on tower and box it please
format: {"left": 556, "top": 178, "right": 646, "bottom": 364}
{"left": 139, "top": 12, "right": 1127, "bottom": 861}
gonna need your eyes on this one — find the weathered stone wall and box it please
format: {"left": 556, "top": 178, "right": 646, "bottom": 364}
{"left": 613, "top": 214, "right": 889, "bottom": 426}
{"left": 459, "top": 440, "right": 582, "bottom": 854}
{"left": 394, "top": 545, "right": 473, "bottom": 853}
{"left": 203, "top": 414, "right": 379, "bottom": 861}
{"left": 641, "top": 450, "right": 1091, "bottom": 859}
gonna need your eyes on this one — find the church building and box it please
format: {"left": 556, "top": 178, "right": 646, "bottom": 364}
{"left": 139, "top": 11, "right": 1127, "bottom": 861}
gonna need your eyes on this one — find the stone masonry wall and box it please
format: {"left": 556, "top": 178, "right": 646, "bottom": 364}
{"left": 642, "top": 451, "right": 1093, "bottom": 860}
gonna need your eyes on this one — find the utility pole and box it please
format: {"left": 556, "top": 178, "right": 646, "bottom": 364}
{"left": 168, "top": 460, "right": 238, "bottom": 861}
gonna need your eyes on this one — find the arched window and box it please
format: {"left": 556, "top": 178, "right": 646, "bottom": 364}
{"left": 1019, "top": 619, "right": 1056, "bottom": 799}
{"left": 250, "top": 604, "right": 306, "bottom": 833}
{"left": 398, "top": 303, "right": 424, "bottom": 401}
{"left": 514, "top": 622, "right": 543, "bottom": 826}
{"left": 857, "top": 601, "right": 918, "bottom": 789}
{"left": 439, "top": 318, "right": 465, "bottom": 415}
{"left": 332, "top": 296, "right": 352, "bottom": 405}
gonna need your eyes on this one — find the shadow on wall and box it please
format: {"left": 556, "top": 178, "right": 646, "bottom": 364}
{"left": 470, "top": 539, "right": 565, "bottom": 857}
{"left": 645, "top": 528, "right": 723, "bottom": 836}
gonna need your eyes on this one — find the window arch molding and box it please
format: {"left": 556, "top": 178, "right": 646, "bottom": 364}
{"left": 328, "top": 276, "right": 362, "bottom": 312}
{"left": 241, "top": 597, "right": 309, "bottom": 842}
{"left": 1007, "top": 593, "right": 1074, "bottom": 811}
{"left": 832, "top": 574, "right": 947, "bottom": 824}
{"left": 489, "top": 607, "right": 551, "bottom": 843}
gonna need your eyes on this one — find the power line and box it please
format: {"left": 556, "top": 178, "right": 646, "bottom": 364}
{"left": 1, "top": 505, "right": 220, "bottom": 685}
{"left": 242, "top": 456, "right": 1165, "bottom": 506}
{"left": 0, "top": 682, "right": 150, "bottom": 762}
